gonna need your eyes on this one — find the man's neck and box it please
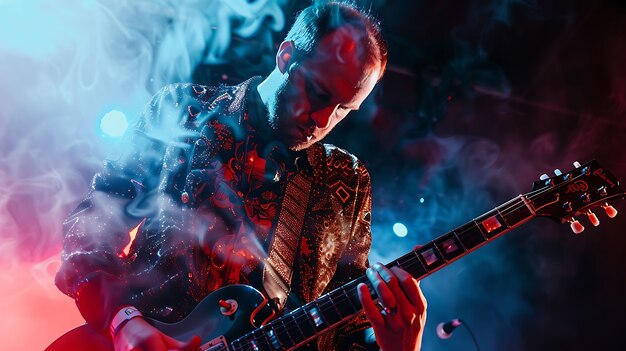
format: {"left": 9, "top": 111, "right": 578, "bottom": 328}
{"left": 256, "top": 68, "right": 282, "bottom": 112}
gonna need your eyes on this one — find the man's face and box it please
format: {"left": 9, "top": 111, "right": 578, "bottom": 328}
{"left": 269, "top": 27, "right": 382, "bottom": 151}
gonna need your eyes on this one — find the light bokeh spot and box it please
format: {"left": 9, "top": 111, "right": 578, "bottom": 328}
{"left": 101, "top": 110, "right": 129, "bottom": 137}
{"left": 393, "top": 222, "right": 408, "bottom": 237}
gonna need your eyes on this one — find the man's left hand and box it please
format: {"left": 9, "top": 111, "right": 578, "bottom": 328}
{"left": 358, "top": 263, "right": 427, "bottom": 351}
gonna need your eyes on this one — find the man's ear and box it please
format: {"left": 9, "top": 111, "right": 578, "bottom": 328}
{"left": 276, "top": 40, "right": 295, "bottom": 74}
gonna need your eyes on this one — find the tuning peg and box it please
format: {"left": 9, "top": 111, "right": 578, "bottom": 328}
{"left": 554, "top": 169, "right": 562, "bottom": 176}
{"left": 562, "top": 201, "right": 573, "bottom": 212}
{"left": 569, "top": 218, "right": 585, "bottom": 234}
{"left": 539, "top": 174, "right": 549, "bottom": 180}
{"left": 586, "top": 210, "right": 600, "bottom": 226}
{"left": 602, "top": 203, "right": 618, "bottom": 218}
{"left": 573, "top": 161, "right": 581, "bottom": 168}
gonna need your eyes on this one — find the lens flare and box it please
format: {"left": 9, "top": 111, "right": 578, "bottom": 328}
{"left": 100, "top": 110, "right": 129, "bottom": 137}
{"left": 393, "top": 222, "right": 408, "bottom": 237}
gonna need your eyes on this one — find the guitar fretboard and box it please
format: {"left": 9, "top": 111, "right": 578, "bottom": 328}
{"left": 229, "top": 195, "right": 535, "bottom": 351}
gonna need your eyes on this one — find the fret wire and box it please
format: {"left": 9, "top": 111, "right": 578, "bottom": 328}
{"left": 456, "top": 222, "right": 486, "bottom": 249}
{"left": 327, "top": 292, "right": 345, "bottom": 318}
{"left": 318, "top": 294, "right": 342, "bottom": 325}
{"left": 332, "top": 289, "right": 359, "bottom": 315}
{"left": 502, "top": 197, "right": 535, "bottom": 225}
{"left": 258, "top": 328, "right": 274, "bottom": 351}
{"left": 414, "top": 247, "right": 433, "bottom": 272}
{"left": 412, "top": 250, "right": 429, "bottom": 273}
{"left": 294, "top": 306, "right": 317, "bottom": 334}
{"left": 472, "top": 219, "right": 488, "bottom": 240}
{"left": 261, "top": 324, "right": 278, "bottom": 350}
{"left": 401, "top": 254, "right": 413, "bottom": 268}
{"left": 231, "top": 340, "right": 242, "bottom": 351}
{"left": 242, "top": 330, "right": 257, "bottom": 350}
{"left": 263, "top": 332, "right": 275, "bottom": 350}
{"left": 312, "top": 299, "right": 326, "bottom": 328}
{"left": 273, "top": 321, "right": 288, "bottom": 346}
{"left": 404, "top": 257, "right": 422, "bottom": 274}
{"left": 504, "top": 198, "right": 534, "bottom": 224}
{"left": 315, "top": 297, "right": 328, "bottom": 320}
{"left": 270, "top": 328, "right": 281, "bottom": 351}
{"left": 316, "top": 292, "right": 361, "bottom": 323}
{"left": 501, "top": 206, "right": 519, "bottom": 220}
{"left": 270, "top": 324, "right": 288, "bottom": 349}
{"left": 279, "top": 323, "right": 292, "bottom": 348}
{"left": 291, "top": 309, "right": 319, "bottom": 335}
{"left": 499, "top": 197, "right": 526, "bottom": 216}
{"left": 340, "top": 285, "right": 359, "bottom": 313}
{"left": 430, "top": 240, "right": 447, "bottom": 262}
{"left": 452, "top": 230, "right": 468, "bottom": 252}
{"left": 240, "top": 339, "right": 249, "bottom": 351}
{"left": 290, "top": 311, "right": 307, "bottom": 340}
{"left": 403, "top": 257, "right": 426, "bottom": 278}
{"left": 304, "top": 286, "right": 358, "bottom": 326}
{"left": 406, "top": 258, "right": 426, "bottom": 278}
{"left": 494, "top": 206, "right": 510, "bottom": 227}
{"left": 280, "top": 317, "right": 296, "bottom": 346}
{"left": 435, "top": 232, "right": 463, "bottom": 260}
{"left": 395, "top": 254, "right": 412, "bottom": 270}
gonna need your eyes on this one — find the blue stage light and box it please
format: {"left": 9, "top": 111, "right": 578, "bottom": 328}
{"left": 393, "top": 222, "right": 408, "bottom": 237}
{"left": 100, "top": 110, "right": 128, "bottom": 137}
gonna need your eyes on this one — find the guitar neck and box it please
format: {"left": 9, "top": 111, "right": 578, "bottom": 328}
{"left": 386, "top": 194, "right": 535, "bottom": 279}
{"left": 229, "top": 194, "right": 535, "bottom": 351}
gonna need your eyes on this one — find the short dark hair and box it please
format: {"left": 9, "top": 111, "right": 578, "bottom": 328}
{"left": 285, "top": 1, "right": 388, "bottom": 78}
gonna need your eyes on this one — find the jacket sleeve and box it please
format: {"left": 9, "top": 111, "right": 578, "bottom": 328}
{"left": 317, "top": 162, "right": 379, "bottom": 351}
{"left": 54, "top": 84, "right": 190, "bottom": 334}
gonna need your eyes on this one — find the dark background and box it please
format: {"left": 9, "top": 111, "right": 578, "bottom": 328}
{"left": 272, "top": 1, "right": 626, "bottom": 350}
{"left": 1, "top": 0, "right": 625, "bottom": 350}
{"left": 195, "top": 1, "right": 626, "bottom": 348}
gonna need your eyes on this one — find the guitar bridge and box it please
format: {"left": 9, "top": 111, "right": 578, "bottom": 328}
{"left": 200, "top": 335, "right": 229, "bottom": 351}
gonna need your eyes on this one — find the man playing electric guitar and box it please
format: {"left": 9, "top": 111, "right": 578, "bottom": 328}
{"left": 54, "top": 2, "right": 427, "bottom": 350}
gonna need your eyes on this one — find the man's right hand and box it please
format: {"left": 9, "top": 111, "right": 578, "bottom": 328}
{"left": 113, "top": 317, "right": 201, "bottom": 351}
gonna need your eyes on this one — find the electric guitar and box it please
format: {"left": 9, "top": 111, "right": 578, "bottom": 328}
{"left": 47, "top": 160, "right": 624, "bottom": 351}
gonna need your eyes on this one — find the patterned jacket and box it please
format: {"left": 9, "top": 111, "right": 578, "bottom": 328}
{"left": 56, "top": 77, "right": 375, "bottom": 350}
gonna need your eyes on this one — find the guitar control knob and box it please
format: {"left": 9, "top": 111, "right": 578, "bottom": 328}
{"left": 554, "top": 169, "right": 562, "bottom": 176}
{"left": 587, "top": 210, "right": 600, "bottom": 226}
{"left": 569, "top": 218, "right": 585, "bottom": 234}
{"left": 219, "top": 299, "right": 238, "bottom": 316}
{"left": 573, "top": 161, "right": 581, "bottom": 168}
{"left": 540, "top": 174, "right": 549, "bottom": 180}
{"left": 603, "top": 203, "right": 618, "bottom": 218}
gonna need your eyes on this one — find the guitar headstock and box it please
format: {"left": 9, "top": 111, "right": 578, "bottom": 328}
{"left": 528, "top": 160, "right": 625, "bottom": 233}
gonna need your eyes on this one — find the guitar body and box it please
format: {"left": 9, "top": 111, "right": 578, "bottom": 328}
{"left": 46, "top": 285, "right": 273, "bottom": 351}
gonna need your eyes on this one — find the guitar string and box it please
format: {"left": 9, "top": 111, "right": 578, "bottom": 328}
{"left": 232, "top": 173, "right": 593, "bottom": 349}
{"left": 251, "top": 189, "right": 547, "bottom": 346}
{"left": 232, "top": 189, "right": 543, "bottom": 350}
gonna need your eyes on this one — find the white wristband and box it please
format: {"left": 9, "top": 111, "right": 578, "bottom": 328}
{"left": 109, "top": 306, "right": 143, "bottom": 338}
